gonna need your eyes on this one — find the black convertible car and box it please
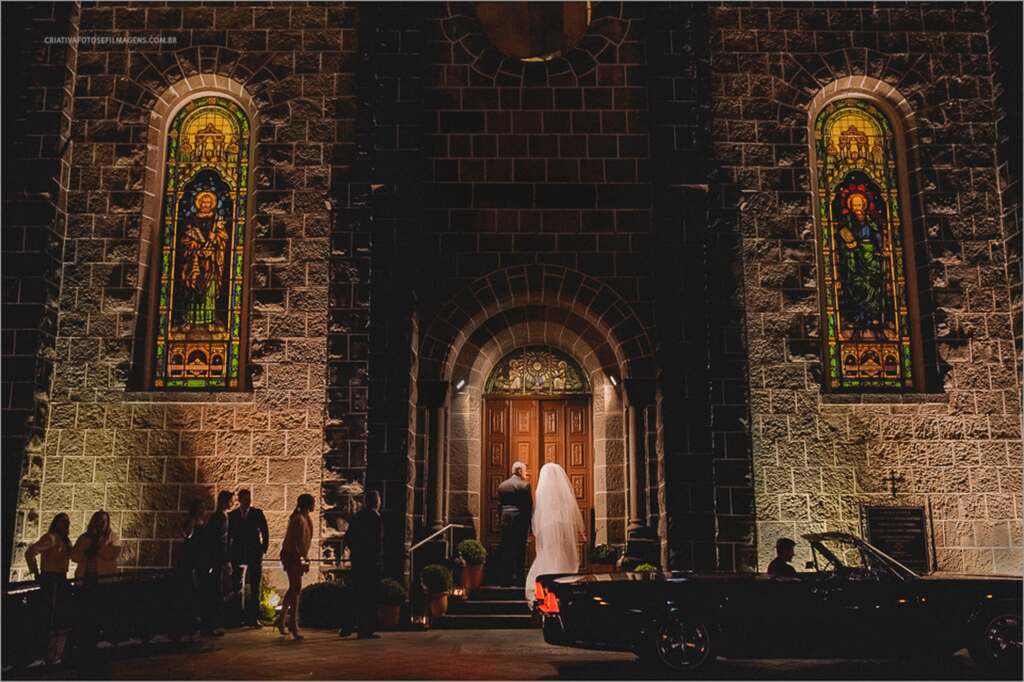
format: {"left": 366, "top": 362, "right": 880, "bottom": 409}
{"left": 536, "top": 532, "right": 1022, "bottom": 674}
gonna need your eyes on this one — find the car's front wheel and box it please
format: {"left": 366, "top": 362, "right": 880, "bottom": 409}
{"left": 640, "top": 613, "right": 715, "bottom": 675}
{"left": 969, "top": 611, "right": 1022, "bottom": 676}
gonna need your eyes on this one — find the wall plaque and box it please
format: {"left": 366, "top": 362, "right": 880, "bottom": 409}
{"left": 863, "top": 505, "right": 929, "bottom": 574}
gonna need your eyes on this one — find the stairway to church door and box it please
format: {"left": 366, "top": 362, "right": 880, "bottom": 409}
{"left": 481, "top": 398, "right": 592, "bottom": 583}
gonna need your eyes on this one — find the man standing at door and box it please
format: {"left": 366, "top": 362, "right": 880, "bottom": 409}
{"left": 497, "top": 461, "right": 532, "bottom": 587}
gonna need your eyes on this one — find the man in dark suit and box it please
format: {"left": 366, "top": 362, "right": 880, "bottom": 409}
{"left": 341, "top": 490, "right": 384, "bottom": 639}
{"left": 201, "top": 490, "right": 234, "bottom": 636}
{"left": 497, "top": 461, "right": 532, "bottom": 586}
{"left": 229, "top": 488, "right": 269, "bottom": 627}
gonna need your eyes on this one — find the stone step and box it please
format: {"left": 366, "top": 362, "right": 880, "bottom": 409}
{"left": 432, "top": 613, "right": 537, "bottom": 630}
{"left": 448, "top": 599, "right": 529, "bottom": 616}
{"left": 472, "top": 585, "right": 529, "bottom": 601}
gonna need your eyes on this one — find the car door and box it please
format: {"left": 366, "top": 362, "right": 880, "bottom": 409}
{"left": 725, "top": 574, "right": 833, "bottom": 658}
{"left": 804, "top": 542, "right": 919, "bottom": 657}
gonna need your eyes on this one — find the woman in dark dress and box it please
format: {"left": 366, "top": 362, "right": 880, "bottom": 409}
{"left": 179, "top": 498, "right": 207, "bottom": 636}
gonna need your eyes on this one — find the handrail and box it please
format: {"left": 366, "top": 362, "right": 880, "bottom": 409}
{"left": 407, "top": 524, "right": 471, "bottom": 555}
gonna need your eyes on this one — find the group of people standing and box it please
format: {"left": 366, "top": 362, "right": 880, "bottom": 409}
{"left": 180, "top": 488, "right": 316, "bottom": 640}
{"left": 24, "top": 487, "right": 382, "bottom": 652}
{"left": 26, "top": 510, "right": 123, "bottom": 586}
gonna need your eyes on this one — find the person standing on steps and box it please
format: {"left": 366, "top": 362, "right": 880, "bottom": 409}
{"left": 341, "top": 490, "right": 384, "bottom": 639}
{"left": 228, "top": 489, "right": 269, "bottom": 627}
{"left": 497, "top": 461, "right": 532, "bottom": 587}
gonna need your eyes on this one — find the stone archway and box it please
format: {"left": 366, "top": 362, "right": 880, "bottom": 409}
{"left": 414, "top": 266, "right": 656, "bottom": 560}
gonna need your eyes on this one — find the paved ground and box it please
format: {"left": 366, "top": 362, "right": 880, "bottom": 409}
{"left": 7, "top": 627, "right": 1009, "bottom": 680}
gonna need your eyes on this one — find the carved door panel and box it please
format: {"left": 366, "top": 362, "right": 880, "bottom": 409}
{"left": 565, "top": 399, "right": 591, "bottom": 567}
{"left": 482, "top": 399, "right": 511, "bottom": 563}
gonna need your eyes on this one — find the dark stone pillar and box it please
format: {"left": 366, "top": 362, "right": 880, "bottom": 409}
{"left": 2, "top": 2, "right": 78, "bottom": 584}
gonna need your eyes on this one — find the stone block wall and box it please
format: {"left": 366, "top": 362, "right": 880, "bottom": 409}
{"left": 708, "top": 2, "right": 1023, "bottom": 574}
{"left": 1, "top": 1, "right": 79, "bottom": 583}
{"left": 9, "top": 2, "right": 359, "bottom": 584}
{"left": 416, "top": 3, "right": 656, "bottom": 320}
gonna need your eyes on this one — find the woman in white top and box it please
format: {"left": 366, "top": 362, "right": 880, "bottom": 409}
{"left": 26, "top": 513, "right": 72, "bottom": 583}
{"left": 71, "top": 510, "right": 122, "bottom": 578}
{"left": 524, "top": 463, "right": 585, "bottom": 601}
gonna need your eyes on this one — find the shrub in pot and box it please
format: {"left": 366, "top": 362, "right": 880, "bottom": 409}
{"left": 457, "top": 539, "right": 487, "bottom": 593}
{"left": 420, "top": 564, "right": 453, "bottom": 619}
{"left": 633, "top": 562, "right": 659, "bottom": 573}
{"left": 378, "top": 578, "right": 407, "bottom": 630}
{"left": 298, "top": 580, "right": 352, "bottom": 629}
{"left": 589, "top": 544, "right": 620, "bottom": 573}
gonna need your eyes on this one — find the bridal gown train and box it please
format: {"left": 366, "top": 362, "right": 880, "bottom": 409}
{"left": 524, "top": 463, "right": 585, "bottom": 601}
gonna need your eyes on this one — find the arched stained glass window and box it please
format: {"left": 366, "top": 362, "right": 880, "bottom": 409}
{"left": 152, "top": 96, "right": 250, "bottom": 389}
{"left": 814, "top": 99, "right": 915, "bottom": 390}
{"left": 485, "top": 347, "right": 590, "bottom": 395}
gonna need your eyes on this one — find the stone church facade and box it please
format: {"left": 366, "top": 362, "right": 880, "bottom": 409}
{"left": 4, "top": 2, "right": 1021, "bottom": 586}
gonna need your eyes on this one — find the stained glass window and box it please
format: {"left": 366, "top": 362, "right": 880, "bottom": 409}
{"left": 814, "top": 99, "right": 914, "bottom": 390}
{"left": 152, "top": 96, "right": 250, "bottom": 390}
{"left": 485, "top": 347, "right": 590, "bottom": 395}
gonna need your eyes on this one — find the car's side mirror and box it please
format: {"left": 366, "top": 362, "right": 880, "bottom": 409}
{"left": 804, "top": 561, "right": 815, "bottom": 570}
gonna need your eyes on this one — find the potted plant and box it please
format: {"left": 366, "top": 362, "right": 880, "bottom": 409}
{"left": 378, "top": 578, "right": 406, "bottom": 629}
{"left": 298, "top": 580, "right": 352, "bottom": 628}
{"left": 589, "top": 544, "right": 620, "bottom": 573}
{"left": 420, "top": 564, "right": 453, "bottom": 619}
{"left": 457, "top": 539, "right": 487, "bottom": 594}
{"left": 633, "top": 562, "right": 659, "bottom": 573}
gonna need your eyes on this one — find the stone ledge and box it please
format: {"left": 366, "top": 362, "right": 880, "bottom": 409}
{"left": 819, "top": 392, "right": 949, "bottom": 405}
{"left": 121, "top": 391, "right": 256, "bottom": 404}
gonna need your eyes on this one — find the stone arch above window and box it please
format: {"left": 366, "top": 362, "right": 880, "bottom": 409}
{"left": 485, "top": 346, "right": 591, "bottom": 396}
{"left": 140, "top": 83, "right": 256, "bottom": 391}
{"left": 809, "top": 84, "right": 924, "bottom": 392}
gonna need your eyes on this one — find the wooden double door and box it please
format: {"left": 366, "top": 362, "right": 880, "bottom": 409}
{"left": 482, "top": 397, "right": 592, "bottom": 577}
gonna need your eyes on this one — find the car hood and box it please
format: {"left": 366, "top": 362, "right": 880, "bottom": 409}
{"left": 552, "top": 571, "right": 745, "bottom": 585}
{"left": 920, "top": 572, "right": 1022, "bottom": 583}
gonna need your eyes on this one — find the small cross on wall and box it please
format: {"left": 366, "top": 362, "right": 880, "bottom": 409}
{"left": 887, "top": 470, "right": 905, "bottom": 498}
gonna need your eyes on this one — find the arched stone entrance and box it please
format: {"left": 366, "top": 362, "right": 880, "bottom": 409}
{"left": 414, "top": 266, "right": 657, "bottom": 566}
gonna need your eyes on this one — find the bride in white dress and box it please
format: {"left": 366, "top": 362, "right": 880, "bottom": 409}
{"left": 525, "top": 462, "right": 585, "bottom": 601}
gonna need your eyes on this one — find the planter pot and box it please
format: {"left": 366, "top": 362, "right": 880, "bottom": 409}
{"left": 378, "top": 605, "right": 401, "bottom": 630}
{"left": 428, "top": 593, "right": 449, "bottom": 619}
{"left": 590, "top": 563, "right": 615, "bottom": 574}
{"left": 462, "top": 563, "right": 484, "bottom": 593}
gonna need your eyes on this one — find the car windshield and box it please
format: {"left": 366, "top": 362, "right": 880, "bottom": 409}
{"left": 807, "top": 535, "right": 918, "bottom": 581}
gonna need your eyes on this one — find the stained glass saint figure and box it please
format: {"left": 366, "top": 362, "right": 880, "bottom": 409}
{"left": 835, "top": 180, "right": 887, "bottom": 338}
{"left": 178, "top": 190, "right": 229, "bottom": 330}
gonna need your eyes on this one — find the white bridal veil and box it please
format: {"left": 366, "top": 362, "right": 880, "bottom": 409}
{"left": 525, "top": 462, "right": 585, "bottom": 601}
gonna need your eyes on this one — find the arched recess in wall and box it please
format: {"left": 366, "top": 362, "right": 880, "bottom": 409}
{"left": 133, "top": 76, "right": 258, "bottom": 391}
{"left": 807, "top": 77, "right": 927, "bottom": 393}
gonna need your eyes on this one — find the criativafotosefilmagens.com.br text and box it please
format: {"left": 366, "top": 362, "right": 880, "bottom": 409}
{"left": 44, "top": 35, "right": 178, "bottom": 46}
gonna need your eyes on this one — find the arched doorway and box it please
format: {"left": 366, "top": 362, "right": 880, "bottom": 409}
{"left": 481, "top": 347, "right": 593, "bottom": 577}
